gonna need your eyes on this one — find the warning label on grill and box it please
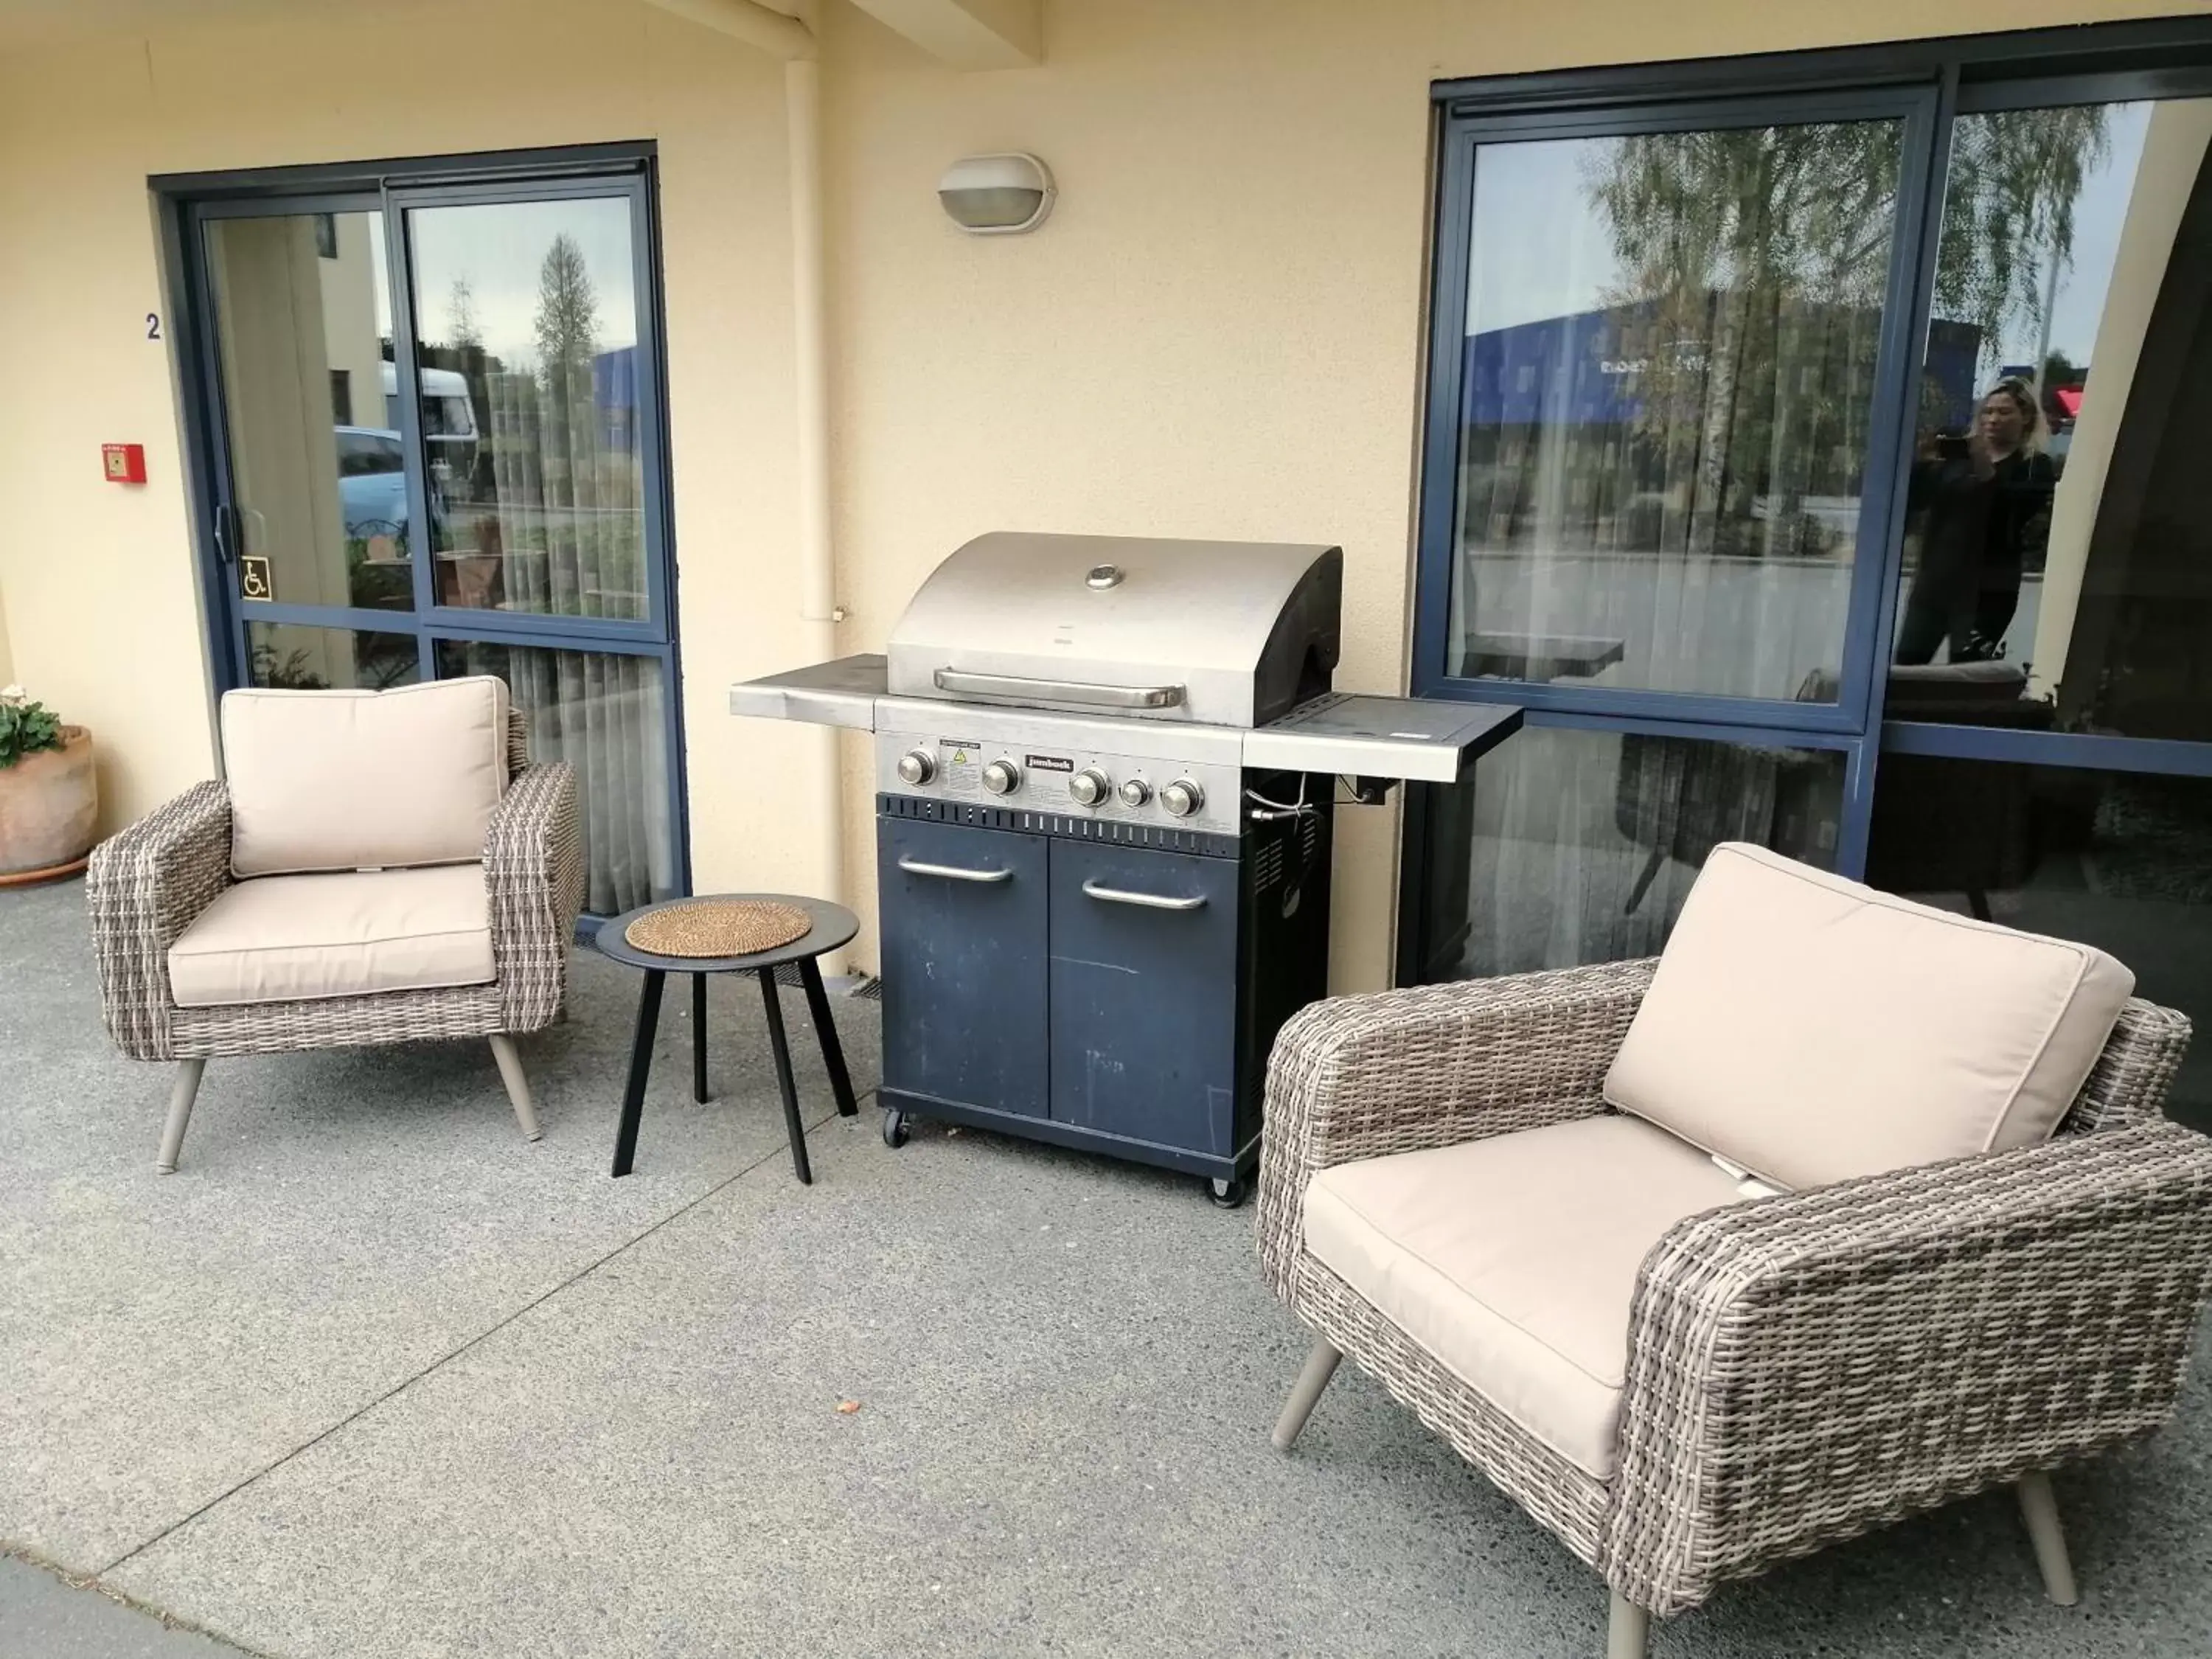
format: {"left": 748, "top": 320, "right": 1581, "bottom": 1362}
{"left": 938, "top": 740, "right": 981, "bottom": 790}
{"left": 1025, "top": 754, "right": 1074, "bottom": 772}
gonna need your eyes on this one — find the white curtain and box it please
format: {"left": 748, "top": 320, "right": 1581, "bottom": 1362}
{"left": 450, "top": 361, "right": 667, "bottom": 915}
{"left": 1433, "top": 726, "right": 1840, "bottom": 980}
{"left": 477, "top": 361, "right": 645, "bottom": 622}
{"left": 448, "top": 640, "right": 673, "bottom": 917}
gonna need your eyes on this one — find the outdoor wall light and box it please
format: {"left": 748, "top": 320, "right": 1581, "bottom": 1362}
{"left": 937, "top": 153, "right": 1055, "bottom": 234}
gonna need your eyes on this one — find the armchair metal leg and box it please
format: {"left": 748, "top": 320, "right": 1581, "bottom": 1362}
{"left": 1271, "top": 1338, "right": 1342, "bottom": 1450}
{"left": 1606, "top": 1587, "right": 1649, "bottom": 1659}
{"left": 488, "top": 1034, "right": 541, "bottom": 1141}
{"left": 155, "top": 1058, "right": 206, "bottom": 1175}
{"left": 2017, "top": 1470, "right": 2079, "bottom": 1606}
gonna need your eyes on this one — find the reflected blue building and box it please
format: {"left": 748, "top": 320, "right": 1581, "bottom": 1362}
{"left": 1462, "top": 301, "right": 1983, "bottom": 431}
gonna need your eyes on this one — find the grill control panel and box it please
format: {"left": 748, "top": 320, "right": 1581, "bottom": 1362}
{"left": 877, "top": 729, "right": 1243, "bottom": 836}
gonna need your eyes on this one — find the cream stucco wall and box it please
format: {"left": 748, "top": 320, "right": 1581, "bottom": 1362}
{"left": 0, "top": 0, "right": 2192, "bottom": 987}
{"left": 814, "top": 0, "right": 2193, "bottom": 987}
{"left": 0, "top": 0, "right": 833, "bottom": 910}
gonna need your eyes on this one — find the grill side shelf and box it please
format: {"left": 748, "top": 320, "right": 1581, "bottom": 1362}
{"left": 877, "top": 793, "right": 1242, "bottom": 860}
{"left": 727, "top": 653, "right": 886, "bottom": 728}
{"left": 1242, "top": 693, "right": 1522, "bottom": 782}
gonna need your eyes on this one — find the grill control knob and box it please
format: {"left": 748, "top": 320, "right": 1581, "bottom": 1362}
{"left": 982, "top": 758, "right": 1022, "bottom": 796}
{"left": 896, "top": 749, "right": 936, "bottom": 786}
{"left": 1160, "top": 779, "right": 1205, "bottom": 819}
{"left": 1117, "top": 778, "right": 1152, "bottom": 808}
{"left": 1068, "top": 768, "right": 1110, "bottom": 807}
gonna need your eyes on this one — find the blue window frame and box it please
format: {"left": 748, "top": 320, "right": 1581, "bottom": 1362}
{"left": 1402, "top": 19, "right": 2212, "bottom": 991}
{"left": 156, "top": 145, "right": 687, "bottom": 917}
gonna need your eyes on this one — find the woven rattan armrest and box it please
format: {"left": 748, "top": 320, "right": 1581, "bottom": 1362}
{"left": 86, "top": 780, "right": 234, "bottom": 1061}
{"left": 483, "top": 760, "right": 582, "bottom": 1033}
{"left": 1603, "top": 1119, "right": 2212, "bottom": 1617}
{"left": 1258, "top": 958, "right": 1655, "bottom": 1297}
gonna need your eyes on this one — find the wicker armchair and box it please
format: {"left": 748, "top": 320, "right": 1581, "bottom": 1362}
{"left": 1260, "top": 950, "right": 2212, "bottom": 1655}
{"left": 88, "top": 686, "right": 582, "bottom": 1172}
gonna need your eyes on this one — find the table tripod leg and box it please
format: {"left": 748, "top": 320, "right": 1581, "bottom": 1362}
{"left": 758, "top": 967, "right": 813, "bottom": 1184}
{"left": 692, "top": 972, "right": 710, "bottom": 1103}
{"left": 611, "top": 970, "right": 665, "bottom": 1178}
{"left": 799, "top": 957, "right": 858, "bottom": 1117}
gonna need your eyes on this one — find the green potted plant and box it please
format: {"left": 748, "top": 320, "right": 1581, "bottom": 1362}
{"left": 0, "top": 685, "right": 97, "bottom": 883}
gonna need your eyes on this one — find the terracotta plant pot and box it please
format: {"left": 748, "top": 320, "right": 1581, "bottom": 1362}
{"left": 0, "top": 725, "right": 99, "bottom": 880}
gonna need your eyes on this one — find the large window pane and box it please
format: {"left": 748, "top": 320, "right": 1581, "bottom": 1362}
{"left": 206, "top": 210, "right": 412, "bottom": 611}
{"left": 434, "top": 639, "right": 671, "bottom": 915}
{"left": 408, "top": 198, "right": 647, "bottom": 620}
{"left": 1411, "top": 723, "right": 1846, "bottom": 982}
{"left": 246, "top": 623, "right": 420, "bottom": 691}
{"left": 1447, "top": 119, "right": 1905, "bottom": 700}
{"left": 1892, "top": 99, "right": 2212, "bottom": 743}
{"left": 1867, "top": 759, "right": 2212, "bottom": 1132}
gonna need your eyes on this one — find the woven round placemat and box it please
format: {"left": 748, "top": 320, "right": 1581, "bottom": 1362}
{"left": 625, "top": 899, "right": 813, "bottom": 959}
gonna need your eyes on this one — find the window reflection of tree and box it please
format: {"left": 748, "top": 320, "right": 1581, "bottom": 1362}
{"left": 1596, "top": 114, "right": 2115, "bottom": 939}
{"left": 1585, "top": 122, "right": 1899, "bottom": 563}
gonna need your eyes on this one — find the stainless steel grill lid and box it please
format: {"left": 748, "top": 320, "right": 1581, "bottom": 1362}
{"left": 885, "top": 532, "right": 1342, "bottom": 728}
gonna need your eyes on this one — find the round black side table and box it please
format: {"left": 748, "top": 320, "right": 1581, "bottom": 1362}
{"left": 597, "top": 894, "right": 861, "bottom": 1184}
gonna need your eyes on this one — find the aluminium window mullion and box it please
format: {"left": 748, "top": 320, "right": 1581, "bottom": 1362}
{"left": 382, "top": 187, "right": 440, "bottom": 622}
{"left": 1828, "top": 79, "right": 1947, "bottom": 744}
{"left": 623, "top": 175, "right": 675, "bottom": 644}
{"left": 181, "top": 202, "right": 252, "bottom": 693}
{"left": 1958, "top": 66, "right": 2212, "bottom": 115}
{"left": 420, "top": 617, "right": 671, "bottom": 657}
{"left": 1429, "top": 16, "right": 2212, "bottom": 116}
{"left": 1408, "top": 122, "right": 1478, "bottom": 699}
{"left": 1881, "top": 723, "right": 2212, "bottom": 780}
{"left": 1447, "top": 85, "right": 1933, "bottom": 148}
{"left": 1834, "top": 63, "right": 1962, "bottom": 880}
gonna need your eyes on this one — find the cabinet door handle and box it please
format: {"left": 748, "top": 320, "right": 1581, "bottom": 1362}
{"left": 898, "top": 857, "right": 1013, "bottom": 884}
{"left": 1081, "top": 879, "right": 1206, "bottom": 911}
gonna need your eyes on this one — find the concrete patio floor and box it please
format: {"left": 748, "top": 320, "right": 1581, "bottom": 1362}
{"left": 5, "top": 875, "right": 2211, "bottom": 1659}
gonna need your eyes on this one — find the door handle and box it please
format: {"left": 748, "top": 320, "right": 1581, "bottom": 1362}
{"left": 1081, "top": 879, "right": 1206, "bottom": 911}
{"left": 214, "top": 501, "right": 238, "bottom": 564}
{"left": 897, "top": 857, "right": 1013, "bottom": 884}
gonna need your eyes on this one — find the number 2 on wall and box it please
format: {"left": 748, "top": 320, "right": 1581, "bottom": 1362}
{"left": 146, "top": 313, "right": 161, "bottom": 341}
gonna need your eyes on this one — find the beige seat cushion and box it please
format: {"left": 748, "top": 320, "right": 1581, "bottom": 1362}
{"left": 223, "top": 677, "right": 509, "bottom": 878}
{"left": 1304, "top": 1113, "right": 1743, "bottom": 1481}
{"left": 168, "top": 865, "right": 495, "bottom": 1007}
{"left": 1605, "top": 843, "right": 2134, "bottom": 1192}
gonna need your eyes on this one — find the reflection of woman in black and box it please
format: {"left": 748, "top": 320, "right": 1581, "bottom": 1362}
{"left": 1895, "top": 378, "right": 2056, "bottom": 664}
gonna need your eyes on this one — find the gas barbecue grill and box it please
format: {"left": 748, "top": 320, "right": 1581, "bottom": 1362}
{"left": 729, "top": 532, "right": 1520, "bottom": 1203}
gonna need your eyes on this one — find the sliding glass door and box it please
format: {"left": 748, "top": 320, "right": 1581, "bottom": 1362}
{"left": 1406, "top": 24, "right": 2212, "bottom": 1129}
{"left": 169, "top": 148, "right": 681, "bottom": 917}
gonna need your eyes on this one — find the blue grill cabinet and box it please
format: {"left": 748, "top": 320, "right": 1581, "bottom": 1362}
{"left": 876, "top": 785, "right": 1331, "bottom": 1201}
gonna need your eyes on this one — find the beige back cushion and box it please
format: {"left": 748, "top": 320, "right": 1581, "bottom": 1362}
{"left": 223, "top": 678, "right": 510, "bottom": 877}
{"left": 1604, "top": 844, "right": 2134, "bottom": 1191}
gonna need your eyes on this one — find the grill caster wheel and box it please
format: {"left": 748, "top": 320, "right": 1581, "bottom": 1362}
{"left": 882, "top": 1107, "right": 911, "bottom": 1149}
{"left": 1207, "top": 1175, "right": 1251, "bottom": 1209}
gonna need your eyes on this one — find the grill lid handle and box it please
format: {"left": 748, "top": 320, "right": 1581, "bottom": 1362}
{"left": 931, "top": 668, "right": 1186, "bottom": 710}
